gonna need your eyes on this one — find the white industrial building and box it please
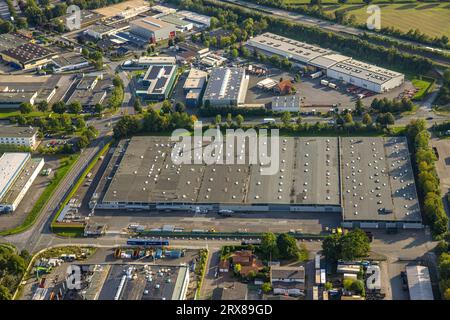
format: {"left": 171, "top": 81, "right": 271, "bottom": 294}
{"left": 247, "top": 32, "right": 404, "bottom": 93}
{"left": 0, "top": 126, "right": 39, "bottom": 150}
{"left": 177, "top": 10, "right": 211, "bottom": 27}
{"left": 326, "top": 59, "right": 404, "bottom": 93}
{"left": 202, "top": 68, "right": 249, "bottom": 107}
{"left": 130, "top": 16, "right": 177, "bottom": 43}
{"left": 271, "top": 95, "right": 301, "bottom": 112}
{"left": 0, "top": 153, "right": 44, "bottom": 212}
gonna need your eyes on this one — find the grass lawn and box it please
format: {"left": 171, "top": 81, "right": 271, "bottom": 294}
{"left": 412, "top": 78, "right": 433, "bottom": 100}
{"left": 0, "top": 154, "right": 80, "bottom": 236}
{"left": 285, "top": 0, "right": 420, "bottom": 4}
{"left": 321, "top": 3, "right": 450, "bottom": 39}
{"left": 0, "top": 110, "right": 46, "bottom": 119}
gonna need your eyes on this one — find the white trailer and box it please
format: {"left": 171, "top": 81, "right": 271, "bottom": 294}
{"left": 313, "top": 286, "right": 319, "bottom": 300}
{"left": 310, "top": 71, "right": 323, "bottom": 79}
{"left": 315, "top": 254, "right": 321, "bottom": 269}
{"left": 320, "top": 79, "right": 329, "bottom": 86}
{"left": 320, "top": 269, "right": 326, "bottom": 284}
{"left": 328, "top": 83, "right": 337, "bottom": 89}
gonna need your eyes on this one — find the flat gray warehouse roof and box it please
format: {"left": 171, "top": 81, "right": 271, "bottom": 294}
{"left": 341, "top": 137, "right": 420, "bottom": 222}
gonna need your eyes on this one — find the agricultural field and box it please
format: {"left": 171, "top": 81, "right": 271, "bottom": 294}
{"left": 283, "top": 1, "right": 450, "bottom": 39}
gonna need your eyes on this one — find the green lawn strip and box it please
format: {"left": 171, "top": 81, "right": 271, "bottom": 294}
{"left": 412, "top": 78, "right": 434, "bottom": 100}
{"left": 51, "top": 142, "right": 111, "bottom": 230}
{"left": 0, "top": 154, "right": 80, "bottom": 236}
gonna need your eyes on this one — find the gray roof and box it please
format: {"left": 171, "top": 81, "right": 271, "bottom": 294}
{"left": 0, "top": 125, "right": 38, "bottom": 137}
{"left": 0, "top": 43, "right": 55, "bottom": 65}
{"left": 341, "top": 137, "right": 421, "bottom": 223}
{"left": 203, "top": 68, "right": 245, "bottom": 102}
{"left": 271, "top": 266, "right": 305, "bottom": 281}
{"left": 406, "top": 265, "right": 434, "bottom": 300}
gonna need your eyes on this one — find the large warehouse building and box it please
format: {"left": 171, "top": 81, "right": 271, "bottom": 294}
{"left": 0, "top": 152, "right": 44, "bottom": 212}
{"left": 130, "top": 16, "right": 177, "bottom": 43}
{"left": 202, "top": 67, "right": 249, "bottom": 107}
{"left": 91, "top": 136, "right": 422, "bottom": 229}
{"left": 135, "top": 64, "right": 178, "bottom": 101}
{"left": 247, "top": 33, "right": 404, "bottom": 93}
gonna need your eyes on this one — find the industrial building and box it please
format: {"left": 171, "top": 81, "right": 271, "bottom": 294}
{"left": 406, "top": 266, "right": 434, "bottom": 300}
{"left": 159, "top": 14, "right": 193, "bottom": 32}
{"left": 130, "top": 16, "right": 177, "bottom": 43}
{"left": 135, "top": 64, "right": 178, "bottom": 101}
{"left": 84, "top": 23, "right": 118, "bottom": 40}
{"left": 177, "top": 10, "right": 211, "bottom": 28}
{"left": 202, "top": 68, "right": 249, "bottom": 107}
{"left": 0, "top": 43, "right": 57, "bottom": 70}
{"left": 66, "top": 74, "right": 108, "bottom": 108}
{"left": 247, "top": 33, "right": 404, "bottom": 93}
{"left": 0, "top": 153, "right": 44, "bottom": 212}
{"left": 183, "top": 68, "right": 208, "bottom": 107}
{"left": 52, "top": 52, "right": 90, "bottom": 73}
{"left": 91, "top": 136, "right": 422, "bottom": 230}
{"left": 0, "top": 125, "right": 39, "bottom": 150}
{"left": 0, "top": 75, "right": 59, "bottom": 108}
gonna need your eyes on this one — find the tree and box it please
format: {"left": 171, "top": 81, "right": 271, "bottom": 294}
{"left": 343, "top": 112, "right": 353, "bottom": 123}
{"left": 261, "top": 282, "right": 272, "bottom": 293}
{"left": 214, "top": 114, "right": 222, "bottom": 125}
{"left": 444, "top": 288, "right": 450, "bottom": 300}
{"left": 354, "top": 99, "right": 364, "bottom": 116}
{"left": 362, "top": 113, "right": 373, "bottom": 126}
{"left": 77, "top": 135, "right": 89, "bottom": 149}
{"left": 134, "top": 98, "right": 142, "bottom": 113}
{"left": 68, "top": 101, "right": 82, "bottom": 114}
{"left": 233, "top": 263, "right": 242, "bottom": 275}
{"left": 260, "top": 232, "right": 279, "bottom": 260}
{"left": 277, "top": 233, "right": 301, "bottom": 260}
{"left": 324, "top": 282, "right": 333, "bottom": 291}
{"left": 52, "top": 101, "right": 66, "bottom": 114}
{"left": 174, "top": 101, "right": 186, "bottom": 113}
{"left": 340, "top": 229, "right": 370, "bottom": 261}
{"left": 94, "top": 103, "right": 103, "bottom": 114}
{"left": 231, "top": 48, "right": 239, "bottom": 59}
{"left": 350, "top": 279, "right": 365, "bottom": 296}
{"left": 281, "top": 111, "right": 291, "bottom": 127}
{"left": 161, "top": 100, "right": 173, "bottom": 114}
{"left": 36, "top": 100, "right": 48, "bottom": 112}
{"left": 226, "top": 113, "right": 233, "bottom": 127}
{"left": 19, "top": 102, "right": 33, "bottom": 114}
{"left": 235, "top": 114, "right": 244, "bottom": 127}
{"left": 0, "top": 285, "right": 12, "bottom": 300}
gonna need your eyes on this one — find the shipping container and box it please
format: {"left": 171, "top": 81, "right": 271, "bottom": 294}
{"left": 328, "top": 83, "right": 337, "bottom": 89}
{"left": 315, "top": 254, "right": 321, "bottom": 269}
{"left": 313, "top": 286, "right": 319, "bottom": 300}
{"left": 315, "top": 269, "right": 321, "bottom": 285}
{"left": 320, "top": 79, "right": 329, "bottom": 86}
{"left": 310, "top": 71, "right": 323, "bottom": 79}
{"left": 320, "top": 269, "right": 326, "bottom": 284}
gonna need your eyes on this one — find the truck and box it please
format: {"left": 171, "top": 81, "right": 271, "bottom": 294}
{"left": 320, "top": 79, "right": 329, "bottom": 86}
{"left": 310, "top": 71, "right": 323, "bottom": 79}
{"left": 315, "top": 254, "right": 321, "bottom": 269}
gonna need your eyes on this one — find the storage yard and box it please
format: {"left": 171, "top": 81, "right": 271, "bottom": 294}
{"left": 90, "top": 136, "right": 422, "bottom": 229}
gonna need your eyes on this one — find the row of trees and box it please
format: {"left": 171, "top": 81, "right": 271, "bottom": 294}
{"left": 113, "top": 108, "right": 197, "bottom": 139}
{"left": 370, "top": 97, "right": 414, "bottom": 114}
{"left": 172, "top": 0, "right": 433, "bottom": 74}
{"left": 108, "top": 75, "right": 124, "bottom": 110}
{"left": 406, "top": 119, "right": 448, "bottom": 236}
{"left": 436, "top": 237, "right": 450, "bottom": 300}
{"left": 260, "top": 232, "right": 308, "bottom": 261}
{"left": 436, "top": 69, "right": 450, "bottom": 106}
{"left": 232, "top": 0, "right": 449, "bottom": 49}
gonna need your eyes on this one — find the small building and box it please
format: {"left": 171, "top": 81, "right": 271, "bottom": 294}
{"left": 137, "top": 56, "right": 177, "bottom": 67}
{"left": 0, "top": 43, "right": 57, "bottom": 70}
{"left": 84, "top": 222, "right": 106, "bottom": 237}
{"left": 406, "top": 265, "right": 434, "bottom": 300}
{"left": 52, "top": 52, "right": 90, "bottom": 73}
{"left": 231, "top": 250, "right": 263, "bottom": 276}
{"left": 212, "top": 282, "right": 248, "bottom": 300}
{"left": 183, "top": 68, "right": 208, "bottom": 93}
{"left": 135, "top": 64, "right": 178, "bottom": 101}
{"left": 256, "top": 78, "right": 277, "bottom": 91}
{"left": 337, "top": 264, "right": 361, "bottom": 274}
{"left": 176, "top": 42, "right": 209, "bottom": 64}
{"left": 0, "top": 125, "right": 38, "bottom": 150}
{"left": 84, "top": 23, "right": 116, "bottom": 40}
{"left": 130, "top": 16, "right": 177, "bottom": 44}
{"left": 271, "top": 95, "right": 301, "bottom": 112}
{"left": 200, "top": 53, "right": 227, "bottom": 67}
{"left": 0, "top": 91, "right": 38, "bottom": 108}
{"left": 271, "top": 266, "right": 305, "bottom": 296}
{"left": 66, "top": 74, "right": 107, "bottom": 109}
{"left": 202, "top": 67, "right": 249, "bottom": 107}
{"left": 274, "top": 79, "right": 294, "bottom": 95}
{"left": 366, "top": 265, "right": 381, "bottom": 292}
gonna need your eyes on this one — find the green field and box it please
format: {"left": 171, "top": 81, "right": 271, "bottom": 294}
{"left": 283, "top": 2, "right": 450, "bottom": 39}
